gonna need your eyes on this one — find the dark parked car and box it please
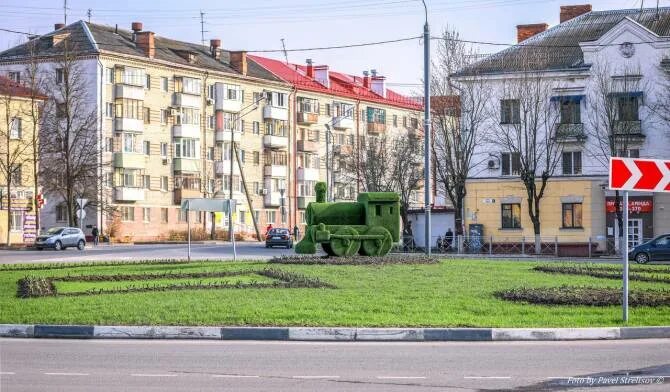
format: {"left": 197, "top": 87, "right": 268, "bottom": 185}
{"left": 34, "top": 227, "right": 86, "bottom": 251}
{"left": 629, "top": 234, "right": 670, "bottom": 264}
{"left": 265, "top": 228, "right": 293, "bottom": 249}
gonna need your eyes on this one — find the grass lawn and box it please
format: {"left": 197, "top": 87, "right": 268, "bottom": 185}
{"left": 1, "top": 259, "right": 669, "bottom": 327}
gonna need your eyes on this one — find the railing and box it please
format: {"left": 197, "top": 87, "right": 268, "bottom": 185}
{"left": 613, "top": 120, "right": 642, "bottom": 136}
{"left": 555, "top": 123, "right": 586, "bottom": 141}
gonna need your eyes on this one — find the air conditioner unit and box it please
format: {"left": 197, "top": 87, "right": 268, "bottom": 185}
{"left": 206, "top": 98, "right": 214, "bottom": 106}
{"left": 162, "top": 158, "right": 170, "bottom": 165}
{"left": 260, "top": 188, "right": 268, "bottom": 195}
{"left": 487, "top": 159, "right": 500, "bottom": 170}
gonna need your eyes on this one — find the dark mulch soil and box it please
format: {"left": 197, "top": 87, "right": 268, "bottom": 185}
{"left": 269, "top": 254, "right": 440, "bottom": 265}
{"left": 495, "top": 286, "right": 670, "bottom": 307}
{"left": 534, "top": 265, "right": 670, "bottom": 284}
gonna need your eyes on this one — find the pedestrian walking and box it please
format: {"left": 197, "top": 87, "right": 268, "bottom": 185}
{"left": 445, "top": 228, "right": 454, "bottom": 251}
{"left": 91, "top": 226, "right": 100, "bottom": 246}
{"left": 293, "top": 224, "right": 300, "bottom": 241}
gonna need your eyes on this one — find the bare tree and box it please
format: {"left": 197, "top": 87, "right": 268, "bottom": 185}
{"left": 586, "top": 61, "right": 649, "bottom": 252}
{"left": 432, "top": 28, "right": 490, "bottom": 235}
{"left": 0, "top": 79, "right": 33, "bottom": 245}
{"left": 489, "top": 65, "right": 562, "bottom": 253}
{"left": 40, "top": 41, "right": 99, "bottom": 227}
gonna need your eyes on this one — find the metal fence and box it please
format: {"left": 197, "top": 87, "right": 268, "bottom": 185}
{"left": 396, "top": 235, "right": 657, "bottom": 258}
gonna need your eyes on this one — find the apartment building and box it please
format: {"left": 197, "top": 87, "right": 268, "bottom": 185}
{"left": 455, "top": 5, "right": 670, "bottom": 252}
{"left": 249, "top": 56, "right": 424, "bottom": 229}
{"left": 0, "top": 21, "right": 423, "bottom": 240}
{"left": 0, "top": 76, "right": 45, "bottom": 244}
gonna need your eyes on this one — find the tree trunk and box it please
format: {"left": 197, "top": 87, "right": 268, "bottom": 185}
{"left": 5, "top": 179, "right": 11, "bottom": 247}
{"left": 454, "top": 198, "right": 464, "bottom": 236}
{"left": 532, "top": 219, "right": 541, "bottom": 255}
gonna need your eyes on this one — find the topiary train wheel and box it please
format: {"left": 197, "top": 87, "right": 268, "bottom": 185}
{"left": 361, "top": 226, "right": 393, "bottom": 256}
{"left": 330, "top": 226, "right": 361, "bottom": 257}
{"left": 321, "top": 243, "right": 336, "bottom": 256}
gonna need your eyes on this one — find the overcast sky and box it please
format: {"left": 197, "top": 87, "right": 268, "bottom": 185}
{"left": 0, "top": 0, "right": 653, "bottom": 94}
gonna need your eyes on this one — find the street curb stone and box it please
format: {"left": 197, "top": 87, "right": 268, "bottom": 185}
{"left": 492, "top": 327, "right": 620, "bottom": 341}
{"left": 94, "top": 326, "right": 221, "bottom": 339}
{"left": 1, "top": 325, "right": 668, "bottom": 341}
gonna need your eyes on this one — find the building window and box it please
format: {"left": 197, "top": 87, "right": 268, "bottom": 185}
{"left": 160, "top": 109, "right": 167, "bottom": 124}
{"left": 560, "top": 99, "right": 581, "bottom": 124}
{"left": 9, "top": 118, "right": 21, "bottom": 139}
{"left": 104, "top": 172, "right": 113, "bottom": 187}
{"left": 161, "top": 77, "right": 168, "bottom": 92}
{"left": 298, "top": 97, "right": 319, "bottom": 113}
{"left": 325, "top": 103, "right": 331, "bottom": 116}
{"left": 118, "top": 66, "right": 146, "bottom": 86}
{"left": 207, "top": 147, "right": 214, "bottom": 161}
{"left": 501, "top": 152, "right": 521, "bottom": 176}
{"left": 178, "top": 209, "right": 188, "bottom": 222}
{"left": 174, "top": 138, "right": 199, "bottom": 158}
{"left": 500, "top": 99, "right": 520, "bottom": 124}
{"left": 143, "top": 175, "right": 151, "bottom": 189}
{"left": 115, "top": 98, "right": 144, "bottom": 120}
{"left": 265, "top": 210, "right": 276, "bottom": 224}
{"left": 175, "top": 76, "right": 201, "bottom": 95}
{"left": 240, "top": 119, "right": 245, "bottom": 133}
{"left": 240, "top": 149, "right": 245, "bottom": 163}
{"left": 56, "top": 204, "right": 67, "bottom": 222}
{"left": 253, "top": 181, "right": 260, "bottom": 194}
{"left": 160, "top": 142, "right": 168, "bottom": 157}
{"left": 11, "top": 165, "right": 22, "bottom": 185}
{"left": 121, "top": 206, "right": 135, "bottom": 222}
{"left": 253, "top": 151, "right": 260, "bottom": 165}
{"left": 501, "top": 203, "right": 521, "bottom": 229}
{"left": 617, "top": 96, "right": 639, "bottom": 121}
{"left": 8, "top": 71, "right": 20, "bottom": 83}
{"left": 161, "top": 176, "right": 168, "bottom": 191}
{"left": 104, "top": 137, "right": 113, "bottom": 152}
{"left": 105, "top": 102, "right": 114, "bottom": 118}
{"left": 562, "top": 203, "right": 582, "bottom": 228}
{"left": 393, "top": 115, "right": 398, "bottom": 127}
{"left": 143, "top": 107, "right": 151, "bottom": 124}
{"left": 105, "top": 67, "right": 114, "bottom": 84}
{"left": 145, "top": 74, "right": 151, "bottom": 89}
{"left": 265, "top": 91, "right": 287, "bottom": 108}
{"left": 142, "top": 207, "right": 151, "bottom": 222}
{"left": 403, "top": 116, "right": 407, "bottom": 127}
{"left": 161, "top": 208, "right": 169, "bottom": 223}
{"left": 143, "top": 141, "right": 150, "bottom": 155}
{"left": 55, "top": 68, "right": 64, "bottom": 84}
{"left": 208, "top": 178, "right": 215, "bottom": 193}
{"left": 366, "top": 107, "right": 385, "bottom": 124}
{"left": 8, "top": 210, "right": 23, "bottom": 231}
{"left": 208, "top": 115, "right": 215, "bottom": 129}
{"left": 617, "top": 149, "right": 640, "bottom": 158}
{"left": 174, "top": 107, "right": 200, "bottom": 126}
{"left": 410, "top": 118, "right": 419, "bottom": 129}
{"left": 562, "top": 151, "right": 582, "bottom": 175}
{"left": 253, "top": 121, "right": 260, "bottom": 134}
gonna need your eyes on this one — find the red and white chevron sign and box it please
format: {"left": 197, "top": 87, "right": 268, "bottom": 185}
{"left": 609, "top": 157, "right": 670, "bottom": 192}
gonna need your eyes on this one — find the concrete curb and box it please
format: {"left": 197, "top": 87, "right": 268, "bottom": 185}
{"left": 2, "top": 324, "right": 670, "bottom": 341}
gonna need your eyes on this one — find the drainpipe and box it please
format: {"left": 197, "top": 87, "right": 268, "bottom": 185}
{"left": 355, "top": 100, "right": 361, "bottom": 193}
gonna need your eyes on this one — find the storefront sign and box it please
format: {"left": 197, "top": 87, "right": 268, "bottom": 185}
{"left": 23, "top": 214, "right": 37, "bottom": 243}
{"left": 605, "top": 199, "right": 653, "bottom": 213}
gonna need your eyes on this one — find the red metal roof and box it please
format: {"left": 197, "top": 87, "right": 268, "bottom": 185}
{"left": 0, "top": 76, "right": 47, "bottom": 99}
{"left": 248, "top": 55, "right": 423, "bottom": 111}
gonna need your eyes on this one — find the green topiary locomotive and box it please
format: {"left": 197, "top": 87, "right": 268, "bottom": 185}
{"left": 295, "top": 182, "right": 400, "bottom": 257}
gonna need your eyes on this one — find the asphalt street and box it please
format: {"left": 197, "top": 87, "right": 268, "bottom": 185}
{"left": 1, "top": 338, "right": 669, "bottom": 391}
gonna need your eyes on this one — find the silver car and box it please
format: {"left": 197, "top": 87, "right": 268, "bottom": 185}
{"left": 35, "top": 227, "right": 86, "bottom": 251}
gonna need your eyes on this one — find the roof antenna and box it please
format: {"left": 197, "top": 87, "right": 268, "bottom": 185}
{"left": 280, "top": 38, "right": 289, "bottom": 64}
{"left": 655, "top": 0, "right": 660, "bottom": 21}
{"left": 87, "top": 8, "right": 92, "bottom": 23}
{"left": 199, "top": 10, "right": 209, "bottom": 47}
{"left": 63, "top": 0, "right": 68, "bottom": 25}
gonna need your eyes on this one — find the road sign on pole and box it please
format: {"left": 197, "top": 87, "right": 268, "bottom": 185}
{"left": 76, "top": 198, "right": 88, "bottom": 208}
{"left": 609, "top": 157, "right": 670, "bottom": 322}
{"left": 609, "top": 157, "right": 670, "bottom": 192}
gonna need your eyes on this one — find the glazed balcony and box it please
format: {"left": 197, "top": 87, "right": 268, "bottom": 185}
{"left": 114, "top": 84, "right": 145, "bottom": 100}
{"left": 113, "top": 152, "right": 145, "bottom": 169}
{"left": 333, "top": 144, "right": 353, "bottom": 156}
{"left": 263, "top": 191, "right": 282, "bottom": 207}
{"left": 174, "top": 188, "right": 201, "bottom": 205}
{"left": 297, "top": 139, "right": 319, "bottom": 152}
{"left": 215, "top": 98, "right": 242, "bottom": 113}
{"left": 297, "top": 167, "right": 319, "bottom": 181}
{"left": 215, "top": 160, "right": 240, "bottom": 175}
{"left": 114, "top": 117, "right": 144, "bottom": 133}
{"left": 173, "top": 92, "right": 201, "bottom": 108}
{"left": 264, "top": 164, "right": 288, "bottom": 178}
{"left": 114, "top": 186, "right": 145, "bottom": 202}
{"left": 173, "top": 158, "right": 200, "bottom": 173}
{"left": 172, "top": 124, "right": 200, "bottom": 139}
{"left": 215, "top": 130, "right": 242, "bottom": 143}
{"left": 263, "top": 105, "right": 289, "bottom": 121}
{"left": 367, "top": 122, "right": 386, "bottom": 134}
{"left": 263, "top": 134, "right": 289, "bottom": 149}
{"left": 297, "top": 196, "right": 316, "bottom": 209}
{"left": 297, "top": 112, "right": 319, "bottom": 125}
{"left": 332, "top": 116, "right": 354, "bottom": 130}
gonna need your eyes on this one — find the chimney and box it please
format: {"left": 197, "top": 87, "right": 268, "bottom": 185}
{"left": 230, "top": 51, "right": 248, "bottom": 76}
{"left": 517, "top": 23, "right": 548, "bottom": 43}
{"left": 362, "top": 71, "right": 370, "bottom": 89}
{"left": 370, "top": 73, "right": 386, "bottom": 98}
{"left": 306, "top": 59, "right": 314, "bottom": 78}
{"left": 131, "top": 22, "right": 143, "bottom": 33}
{"left": 560, "top": 4, "right": 592, "bottom": 23}
{"left": 135, "top": 31, "right": 155, "bottom": 58}
{"left": 210, "top": 39, "right": 222, "bottom": 60}
{"left": 314, "top": 65, "right": 329, "bottom": 88}
{"left": 54, "top": 23, "right": 65, "bottom": 30}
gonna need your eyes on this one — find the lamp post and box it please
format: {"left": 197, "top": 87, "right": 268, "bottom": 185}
{"left": 420, "top": 0, "right": 431, "bottom": 255}
{"left": 324, "top": 124, "right": 333, "bottom": 202}
{"left": 279, "top": 180, "right": 286, "bottom": 225}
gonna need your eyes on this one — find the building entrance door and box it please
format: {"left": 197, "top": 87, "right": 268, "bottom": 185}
{"left": 628, "top": 219, "right": 643, "bottom": 249}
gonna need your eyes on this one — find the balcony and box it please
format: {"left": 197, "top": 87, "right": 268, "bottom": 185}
{"left": 297, "top": 196, "right": 315, "bottom": 209}
{"left": 332, "top": 116, "right": 354, "bottom": 130}
{"left": 367, "top": 122, "right": 386, "bottom": 134}
{"left": 173, "top": 158, "right": 200, "bottom": 172}
{"left": 613, "top": 120, "right": 645, "bottom": 140}
{"left": 215, "top": 160, "right": 240, "bottom": 175}
{"left": 264, "top": 164, "right": 288, "bottom": 177}
{"left": 174, "top": 188, "right": 201, "bottom": 205}
{"left": 263, "top": 134, "right": 289, "bottom": 149}
{"left": 333, "top": 144, "right": 353, "bottom": 156}
{"left": 172, "top": 124, "right": 200, "bottom": 139}
{"left": 113, "top": 152, "right": 145, "bottom": 169}
{"left": 297, "top": 167, "right": 319, "bottom": 181}
{"left": 215, "top": 98, "right": 242, "bottom": 113}
{"left": 555, "top": 123, "right": 586, "bottom": 142}
{"left": 114, "top": 186, "right": 145, "bottom": 202}
{"left": 263, "top": 105, "right": 289, "bottom": 121}
{"left": 263, "top": 191, "right": 282, "bottom": 207}
{"left": 297, "top": 139, "right": 319, "bottom": 152}
{"left": 297, "top": 112, "right": 319, "bottom": 125}
{"left": 115, "top": 84, "right": 145, "bottom": 100}
{"left": 173, "top": 92, "right": 201, "bottom": 108}
{"left": 215, "top": 130, "right": 242, "bottom": 143}
{"left": 114, "top": 117, "right": 144, "bottom": 133}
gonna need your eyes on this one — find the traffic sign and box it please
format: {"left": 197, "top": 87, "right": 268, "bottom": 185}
{"left": 609, "top": 157, "right": 670, "bottom": 192}
{"left": 76, "top": 209, "right": 86, "bottom": 220}
{"left": 76, "top": 198, "right": 88, "bottom": 208}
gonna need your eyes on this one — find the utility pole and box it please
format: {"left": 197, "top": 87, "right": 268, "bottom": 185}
{"left": 421, "top": 0, "right": 431, "bottom": 255}
{"left": 64, "top": 0, "right": 68, "bottom": 25}
{"left": 280, "top": 39, "right": 289, "bottom": 64}
{"left": 87, "top": 8, "right": 92, "bottom": 23}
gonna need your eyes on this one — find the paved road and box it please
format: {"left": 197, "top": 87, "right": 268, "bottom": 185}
{"left": 1, "top": 338, "right": 669, "bottom": 391}
{"left": 0, "top": 242, "right": 297, "bottom": 264}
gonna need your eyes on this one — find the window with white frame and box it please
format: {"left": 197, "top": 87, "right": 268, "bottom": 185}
{"left": 298, "top": 97, "right": 319, "bottom": 113}
{"left": 224, "top": 84, "right": 242, "bottom": 101}
{"left": 105, "top": 137, "right": 113, "bottom": 152}
{"left": 207, "top": 84, "right": 215, "bottom": 99}
{"left": 160, "top": 109, "right": 167, "bottom": 124}
{"left": 161, "top": 77, "right": 168, "bottom": 92}
{"left": 105, "top": 102, "right": 114, "bottom": 118}
{"left": 9, "top": 211, "right": 23, "bottom": 231}
{"left": 175, "top": 107, "right": 200, "bottom": 125}
{"left": 115, "top": 98, "right": 143, "bottom": 119}
{"left": 119, "top": 66, "right": 146, "bottom": 86}
{"left": 8, "top": 71, "right": 20, "bottom": 83}
{"left": 143, "top": 141, "right": 151, "bottom": 155}
{"left": 252, "top": 121, "right": 260, "bottom": 134}
{"left": 223, "top": 112, "right": 238, "bottom": 131}
{"left": 501, "top": 152, "right": 521, "bottom": 176}
{"left": 123, "top": 133, "right": 138, "bottom": 153}
{"left": 143, "top": 207, "right": 151, "bottom": 222}
{"left": 105, "top": 67, "right": 114, "bottom": 83}
{"left": 562, "top": 151, "right": 582, "bottom": 175}
{"left": 55, "top": 68, "right": 64, "bottom": 84}
{"left": 175, "top": 76, "right": 201, "bottom": 95}
{"left": 9, "top": 118, "right": 21, "bottom": 139}
{"left": 333, "top": 102, "right": 354, "bottom": 118}
{"left": 174, "top": 138, "right": 199, "bottom": 158}
{"left": 265, "top": 91, "right": 287, "bottom": 108}
{"left": 298, "top": 180, "right": 316, "bottom": 197}
{"left": 160, "top": 142, "right": 168, "bottom": 157}
{"left": 143, "top": 175, "right": 151, "bottom": 189}
{"left": 121, "top": 206, "right": 135, "bottom": 221}
{"left": 161, "top": 176, "right": 168, "bottom": 191}
{"left": 265, "top": 210, "right": 276, "bottom": 224}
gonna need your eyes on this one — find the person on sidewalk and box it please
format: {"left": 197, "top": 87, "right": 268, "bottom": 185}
{"left": 293, "top": 225, "right": 300, "bottom": 241}
{"left": 445, "top": 228, "right": 454, "bottom": 252}
{"left": 91, "top": 226, "right": 99, "bottom": 246}
{"left": 265, "top": 223, "right": 273, "bottom": 238}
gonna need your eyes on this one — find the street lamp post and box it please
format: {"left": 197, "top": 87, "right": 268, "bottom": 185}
{"left": 421, "top": 0, "right": 431, "bottom": 255}
{"left": 325, "top": 124, "right": 333, "bottom": 202}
